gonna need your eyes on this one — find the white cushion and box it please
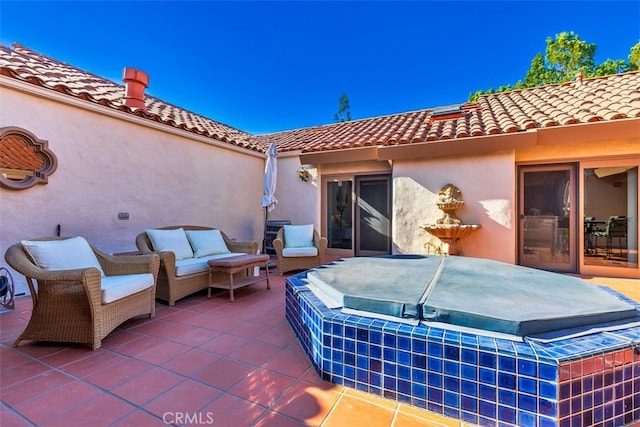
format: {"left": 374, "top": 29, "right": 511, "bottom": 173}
{"left": 185, "top": 229, "right": 230, "bottom": 258}
{"left": 175, "top": 252, "right": 244, "bottom": 276}
{"left": 284, "top": 224, "right": 314, "bottom": 248}
{"left": 21, "top": 237, "right": 105, "bottom": 277}
{"left": 100, "top": 273, "right": 154, "bottom": 304}
{"left": 146, "top": 228, "right": 194, "bottom": 260}
{"left": 282, "top": 247, "right": 318, "bottom": 257}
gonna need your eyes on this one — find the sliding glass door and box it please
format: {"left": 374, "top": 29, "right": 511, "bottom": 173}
{"left": 582, "top": 161, "right": 638, "bottom": 274}
{"left": 519, "top": 165, "right": 576, "bottom": 272}
{"left": 324, "top": 174, "right": 392, "bottom": 257}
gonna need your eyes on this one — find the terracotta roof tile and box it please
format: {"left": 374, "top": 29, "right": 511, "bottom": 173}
{"left": 0, "top": 44, "right": 258, "bottom": 151}
{"left": 2, "top": 43, "right": 639, "bottom": 156}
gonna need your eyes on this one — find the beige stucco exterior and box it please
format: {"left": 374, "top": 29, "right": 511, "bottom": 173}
{"left": 0, "top": 82, "right": 270, "bottom": 293}
{"left": 2, "top": 76, "right": 639, "bottom": 294}
{"left": 392, "top": 151, "right": 516, "bottom": 262}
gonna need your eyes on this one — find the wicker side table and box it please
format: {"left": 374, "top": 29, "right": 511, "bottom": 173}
{"left": 207, "top": 254, "right": 270, "bottom": 302}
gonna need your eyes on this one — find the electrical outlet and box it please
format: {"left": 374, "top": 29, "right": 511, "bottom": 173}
{"left": 118, "top": 212, "right": 130, "bottom": 220}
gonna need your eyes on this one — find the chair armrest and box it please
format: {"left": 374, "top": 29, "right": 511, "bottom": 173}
{"left": 315, "top": 236, "right": 328, "bottom": 258}
{"left": 95, "top": 250, "right": 160, "bottom": 277}
{"left": 273, "top": 238, "right": 284, "bottom": 259}
{"left": 228, "top": 240, "right": 259, "bottom": 254}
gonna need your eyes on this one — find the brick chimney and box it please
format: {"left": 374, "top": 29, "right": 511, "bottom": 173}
{"left": 122, "top": 67, "right": 149, "bottom": 111}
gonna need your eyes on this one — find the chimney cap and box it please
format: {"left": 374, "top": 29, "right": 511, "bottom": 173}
{"left": 122, "top": 67, "right": 149, "bottom": 87}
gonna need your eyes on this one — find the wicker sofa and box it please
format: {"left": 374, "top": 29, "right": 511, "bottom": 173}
{"left": 5, "top": 237, "right": 159, "bottom": 350}
{"left": 136, "top": 225, "right": 258, "bottom": 305}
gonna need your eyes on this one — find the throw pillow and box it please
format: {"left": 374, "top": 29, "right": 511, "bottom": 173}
{"left": 21, "top": 236, "right": 106, "bottom": 277}
{"left": 284, "top": 224, "right": 314, "bottom": 248}
{"left": 146, "top": 228, "right": 194, "bottom": 260}
{"left": 185, "top": 229, "right": 230, "bottom": 258}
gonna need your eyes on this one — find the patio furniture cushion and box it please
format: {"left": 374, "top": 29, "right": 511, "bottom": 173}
{"left": 21, "top": 236, "right": 106, "bottom": 277}
{"left": 146, "top": 228, "right": 194, "bottom": 260}
{"left": 283, "top": 224, "right": 314, "bottom": 248}
{"left": 174, "top": 252, "right": 245, "bottom": 276}
{"left": 185, "top": 229, "right": 230, "bottom": 257}
{"left": 100, "top": 273, "right": 155, "bottom": 304}
{"left": 282, "top": 247, "right": 318, "bottom": 257}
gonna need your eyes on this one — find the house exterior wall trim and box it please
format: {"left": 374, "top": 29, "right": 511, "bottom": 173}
{"left": 377, "top": 131, "right": 538, "bottom": 161}
{"left": 0, "top": 76, "right": 265, "bottom": 159}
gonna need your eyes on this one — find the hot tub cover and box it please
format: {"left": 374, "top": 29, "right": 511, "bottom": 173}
{"left": 305, "top": 255, "right": 638, "bottom": 336}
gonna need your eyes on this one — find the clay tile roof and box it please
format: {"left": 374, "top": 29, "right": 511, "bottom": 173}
{"left": 2, "top": 43, "right": 639, "bottom": 156}
{"left": 254, "top": 71, "right": 640, "bottom": 153}
{"left": 0, "top": 43, "right": 258, "bottom": 151}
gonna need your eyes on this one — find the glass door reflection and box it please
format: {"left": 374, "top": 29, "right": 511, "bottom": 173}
{"left": 583, "top": 165, "right": 638, "bottom": 269}
{"left": 327, "top": 180, "right": 353, "bottom": 250}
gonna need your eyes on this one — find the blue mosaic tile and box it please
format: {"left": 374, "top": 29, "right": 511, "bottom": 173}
{"left": 428, "top": 387, "right": 443, "bottom": 403}
{"left": 412, "top": 368, "right": 426, "bottom": 383}
{"left": 428, "top": 342, "right": 443, "bottom": 357}
{"left": 443, "top": 360, "right": 459, "bottom": 376}
{"left": 427, "top": 372, "right": 442, "bottom": 388}
{"left": 412, "top": 338, "right": 426, "bottom": 354}
{"left": 398, "top": 335, "right": 411, "bottom": 350}
{"left": 412, "top": 383, "right": 426, "bottom": 399}
{"left": 461, "top": 348, "right": 477, "bottom": 364}
{"left": 518, "top": 393, "right": 537, "bottom": 412}
{"left": 428, "top": 356, "right": 442, "bottom": 372}
{"left": 413, "top": 354, "right": 426, "bottom": 369}
{"left": 461, "top": 395, "right": 477, "bottom": 411}
{"left": 479, "top": 384, "right": 496, "bottom": 401}
{"left": 479, "top": 367, "right": 496, "bottom": 385}
{"left": 383, "top": 347, "right": 396, "bottom": 362}
{"left": 539, "top": 380, "right": 557, "bottom": 399}
{"left": 498, "top": 372, "right": 516, "bottom": 389}
{"left": 285, "top": 276, "right": 640, "bottom": 427}
{"left": 519, "top": 376, "right": 537, "bottom": 394}
{"left": 461, "top": 379, "right": 477, "bottom": 396}
{"left": 444, "top": 344, "right": 460, "bottom": 360}
{"left": 479, "top": 400, "right": 496, "bottom": 418}
{"left": 444, "top": 375, "right": 459, "bottom": 392}
{"left": 461, "top": 363, "right": 477, "bottom": 380}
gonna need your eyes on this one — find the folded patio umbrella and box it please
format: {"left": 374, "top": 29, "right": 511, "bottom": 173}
{"left": 261, "top": 142, "right": 278, "bottom": 255}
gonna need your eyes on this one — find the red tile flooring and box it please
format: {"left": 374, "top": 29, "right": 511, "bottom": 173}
{"left": 1, "top": 269, "right": 639, "bottom": 427}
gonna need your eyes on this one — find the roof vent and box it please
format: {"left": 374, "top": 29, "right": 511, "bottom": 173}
{"left": 429, "top": 104, "right": 463, "bottom": 124}
{"left": 122, "top": 67, "right": 149, "bottom": 111}
{"left": 575, "top": 71, "right": 584, "bottom": 86}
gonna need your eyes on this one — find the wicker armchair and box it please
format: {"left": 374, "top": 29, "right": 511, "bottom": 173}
{"left": 5, "top": 237, "right": 159, "bottom": 350}
{"left": 272, "top": 227, "right": 327, "bottom": 276}
{"left": 136, "top": 225, "right": 258, "bottom": 305}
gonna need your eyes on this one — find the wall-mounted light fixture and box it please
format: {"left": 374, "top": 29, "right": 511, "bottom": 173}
{"left": 298, "top": 167, "right": 310, "bottom": 182}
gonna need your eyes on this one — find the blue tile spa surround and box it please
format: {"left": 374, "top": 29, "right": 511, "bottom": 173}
{"left": 285, "top": 272, "right": 640, "bottom": 427}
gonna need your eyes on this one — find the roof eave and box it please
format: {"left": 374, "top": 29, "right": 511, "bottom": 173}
{"left": 536, "top": 118, "right": 640, "bottom": 146}
{"left": 299, "top": 146, "right": 380, "bottom": 165}
{"left": 377, "top": 131, "right": 538, "bottom": 161}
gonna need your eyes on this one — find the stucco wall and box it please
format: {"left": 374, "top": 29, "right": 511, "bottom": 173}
{"left": 1, "top": 87, "right": 265, "bottom": 294}
{"left": 263, "top": 156, "right": 321, "bottom": 229}
{"left": 392, "top": 152, "right": 516, "bottom": 263}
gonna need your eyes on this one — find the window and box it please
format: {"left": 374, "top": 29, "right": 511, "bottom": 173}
{"left": 0, "top": 127, "right": 57, "bottom": 190}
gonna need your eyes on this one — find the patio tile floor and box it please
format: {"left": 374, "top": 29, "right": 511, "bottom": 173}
{"left": 1, "top": 265, "right": 638, "bottom": 427}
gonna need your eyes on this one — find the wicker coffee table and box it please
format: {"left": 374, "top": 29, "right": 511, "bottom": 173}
{"left": 207, "top": 254, "right": 271, "bottom": 302}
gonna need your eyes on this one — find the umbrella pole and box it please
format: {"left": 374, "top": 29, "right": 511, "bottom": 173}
{"left": 262, "top": 207, "right": 268, "bottom": 255}
{"left": 262, "top": 208, "right": 276, "bottom": 270}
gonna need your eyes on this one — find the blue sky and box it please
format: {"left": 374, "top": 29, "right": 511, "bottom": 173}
{"left": 1, "top": 1, "right": 639, "bottom": 134}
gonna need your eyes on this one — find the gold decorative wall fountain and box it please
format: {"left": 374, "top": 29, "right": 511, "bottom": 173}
{"left": 421, "top": 183, "right": 480, "bottom": 255}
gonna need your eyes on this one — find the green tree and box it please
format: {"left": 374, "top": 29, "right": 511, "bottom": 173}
{"left": 544, "top": 31, "right": 595, "bottom": 83}
{"left": 468, "top": 33, "right": 637, "bottom": 102}
{"left": 334, "top": 93, "right": 352, "bottom": 122}
{"left": 629, "top": 41, "right": 640, "bottom": 70}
